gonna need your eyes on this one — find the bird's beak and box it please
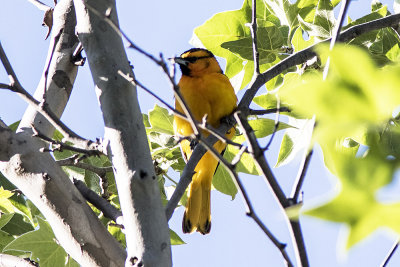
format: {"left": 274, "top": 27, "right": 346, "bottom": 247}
{"left": 169, "top": 57, "right": 190, "bottom": 66}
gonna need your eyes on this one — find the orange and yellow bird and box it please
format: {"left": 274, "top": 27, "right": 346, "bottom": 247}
{"left": 173, "top": 48, "right": 237, "bottom": 234}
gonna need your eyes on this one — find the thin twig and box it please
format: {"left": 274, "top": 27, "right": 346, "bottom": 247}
{"left": 248, "top": 0, "right": 260, "bottom": 75}
{"left": 31, "top": 125, "right": 101, "bottom": 157}
{"left": 248, "top": 107, "right": 290, "bottom": 116}
{"left": 43, "top": 28, "right": 63, "bottom": 101}
{"left": 118, "top": 70, "right": 177, "bottom": 114}
{"left": 381, "top": 241, "right": 399, "bottom": 267}
{"left": 290, "top": 150, "right": 313, "bottom": 202}
{"left": 0, "top": 42, "right": 101, "bottom": 153}
{"left": 73, "top": 179, "right": 123, "bottom": 224}
{"left": 263, "top": 96, "right": 281, "bottom": 151}
{"left": 57, "top": 157, "right": 113, "bottom": 177}
{"left": 289, "top": 221, "right": 309, "bottom": 267}
{"left": 27, "top": 0, "right": 51, "bottom": 11}
{"left": 231, "top": 145, "right": 248, "bottom": 166}
{"left": 323, "top": 0, "right": 351, "bottom": 79}
{"left": 234, "top": 111, "right": 289, "bottom": 207}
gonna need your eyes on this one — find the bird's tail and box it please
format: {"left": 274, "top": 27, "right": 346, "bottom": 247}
{"left": 182, "top": 176, "right": 211, "bottom": 234}
{"left": 182, "top": 128, "right": 234, "bottom": 234}
{"left": 182, "top": 152, "right": 216, "bottom": 235}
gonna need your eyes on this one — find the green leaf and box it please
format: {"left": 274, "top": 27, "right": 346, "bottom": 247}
{"left": 170, "top": 229, "right": 185, "bottom": 245}
{"left": 66, "top": 256, "right": 80, "bottom": 267}
{"left": 1, "top": 213, "right": 34, "bottom": 236}
{"left": 192, "top": 0, "right": 282, "bottom": 88}
{"left": 221, "top": 21, "right": 287, "bottom": 65}
{"left": 0, "top": 187, "right": 15, "bottom": 213}
{"left": 0, "top": 173, "right": 33, "bottom": 220}
{"left": 264, "top": 0, "right": 319, "bottom": 40}
{"left": 276, "top": 117, "right": 315, "bottom": 167}
{"left": 225, "top": 143, "right": 259, "bottom": 175}
{"left": 291, "top": 27, "right": 314, "bottom": 52}
{"left": 306, "top": 145, "right": 398, "bottom": 248}
{"left": 249, "top": 118, "right": 292, "bottom": 138}
{"left": 8, "top": 121, "right": 20, "bottom": 131}
{"left": 313, "top": 0, "right": 335, "bottom": 38}
{"left": 192, "top": 0, "right": 253, "bottom": 79}
{"left": 0, "top": 229, "right": 14, "bottom": 251}
{"left": 0, "top": 213, "right": 14, "bottom": 229}
{"left": 279, "top": 45, "right": 400, "bottom": 144}
{"left": 108, "top": 224, "right": 126, "bottom": 248}
{"left": 4, "top": 217, "right": 69, "bottom": 267}
{"left": 83, "top": 155, "right": 113, "bottom": 194}
{"left": 149, "top": 105, "right": 175, "bottom": 135}
{"left": 213, "top": 157, "right": 238, "bottom": 199}
{"left": 253, "top": 92, "right": 290, "bottom": 111}
{"left": 143, "top": 113, "right": 150, "bottom": 128}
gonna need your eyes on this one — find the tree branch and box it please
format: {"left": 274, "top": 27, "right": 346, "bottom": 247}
{"left": 0, "top": 1, "right": 126, "bottom": 266}
{"left": 248, "top": 0, "right": 260, "bottom": 75}
{"left": 57, "top": 155, "right": 113, "bottom": 177}
{"left": 74, "top": 179, "right": 123, "bottom": 224}
{"left": 0, "top": 43, "right": 101, "bottom": 153}
{"left": 239, "top": 13, "right": 400, "bottom": 109}
{"left": 27, "top": 0, "right": 51, "bottom": 11}
{"left": 381, "top": 241, "right": 399, "bottom": 267}
{"left": 32, "top": 126, "right": 101, "bottom": 157}
{"left": 0, "top": 253, "right": 38, "bottom": 267}
{"left": 323, "top": 0, "right": 351, "bottom": 79}
{"left": 73, "top": 1, "right": 172, "bottom": 265}
{"left": 290, "top": 150, "right": 313, "bottom": 202}
{"left": 234, "top": 111, "right": 289, "bottom": 207}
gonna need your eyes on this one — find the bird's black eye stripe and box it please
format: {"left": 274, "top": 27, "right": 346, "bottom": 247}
{"left": 185, "top": 55, "right": 214, "bottom": 63}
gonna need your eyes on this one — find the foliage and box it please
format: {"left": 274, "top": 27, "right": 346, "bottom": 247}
{"left": 190, "top": 0, "right": 400, "bottom": 252}
{"left": 1, "top": 0, "right": 400, "bottom": 265}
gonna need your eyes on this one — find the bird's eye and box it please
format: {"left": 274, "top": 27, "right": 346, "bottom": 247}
{"left": 186, "top": 57, "right": 198, "bottom": 63}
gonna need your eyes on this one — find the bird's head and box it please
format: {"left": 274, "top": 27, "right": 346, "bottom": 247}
{"left": 172, "top": 48, "right": 223, "bottom": 77}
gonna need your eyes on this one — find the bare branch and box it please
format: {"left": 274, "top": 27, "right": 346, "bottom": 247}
{"left": 231, "top": 145, "right": 248, "bottom": 166}
{"left": 73, "top": 179, "right": 123, "bottom": 224}
{"left": 290, "top": 150, "right": 313, "bottom": 203}
{"left": 32, "top": 125, "right": 101, "bottom": 157}
{"left": 248, "top": 107, "right": 290, "bottom": 116}
{"left": 27, "top": 0, "right": 51, "bottom": 11}
{"left": 263, "top": 96, "right": 281, "bottom": 151}
{"left": 323, "top": 0, "right": 351, "bottom": 79}
{"left": 118, "top": 70, "right": 178, "bottom": 116}
{"left": 381, "top": 241, "right": 399, "bottom": 267}
{"left": 0, "top": 43, "right": 101, "bottom": 153}
{"left": 57, "top": 156, "right": 113, "bottom": 177}
{"left": 0, "top": 254, "right": 38, "bottom": 267}
{"left": 248, "top": 0, "right": 260, "bottom": 75}
{"left": 42, "top": 28, "right": 63, "bottom": 100}
{"left": 234, "top": 111, "right": 289, "bottom": 207}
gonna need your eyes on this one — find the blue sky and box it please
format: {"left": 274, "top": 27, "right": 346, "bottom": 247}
{"left": 1, "top": 0, "right": 399, "bottom": 266}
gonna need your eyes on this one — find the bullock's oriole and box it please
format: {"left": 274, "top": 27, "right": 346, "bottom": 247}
{"left": 173, "top": 48, "right": 237, "bottom": 234}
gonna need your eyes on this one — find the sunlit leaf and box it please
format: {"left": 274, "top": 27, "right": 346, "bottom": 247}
{"left": 0, "top": 187, "right": 14, "bottom": 213}
{"left": 149, "top": 105, "right": 175, "bottom": 135}
{"left": 170, "top": 229, "right": 185, "bottom": 245}
{"left": 213, "top": 153, "right": 238, "bottom": 199}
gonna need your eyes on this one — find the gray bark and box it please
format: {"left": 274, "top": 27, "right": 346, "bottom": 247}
{"left": 73, "top": 0, "right": 172, "bottom": 266}
{"left": 1, "top": 0, "right": 126, "bottom": 266}
{"left": 0, "top": 126, "right": 126, "bottom": 267}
